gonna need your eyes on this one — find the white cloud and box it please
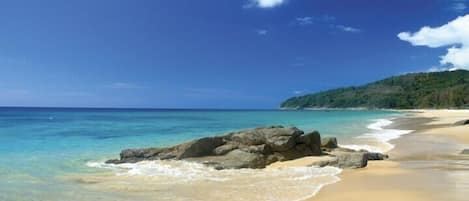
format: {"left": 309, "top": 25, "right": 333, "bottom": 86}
{"left": 293, "top": 90, "right": 307, "bottom": 95}
{"left": 245, "top": 0, "right": 286, "bottom": 8}
{"left": 296, "top": 17, "right": 313, "bottom": 25}
{"left": 398, "top": 15, "right": 469, "bottom": 70}
{"left": 293, "top": 15, "right": 335, "bottom": 26}
{"left": 336, "top": 25, "right": 362, "bottom": 33}
{"left": 256, "top": 29, "right": 268, "bottom": 35}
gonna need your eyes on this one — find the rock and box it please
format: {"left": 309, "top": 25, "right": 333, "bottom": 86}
{"left": 309, "top": 157, "right": 339, "bottom": 168}
{"left": 117, "top": 148, "right": 166, "bottom": 163}
{"left": 309, "top": 151, "right": 368, "bottom": 169}
{"left": 367, "top": 152, "right": 389, "bottom": 160}
{"left": 106, "top": 126, "right": 328, "bottom": 169}
{"left": 213, "top": 144, "right": 238, "bottom": 155}
{"left": 333, "top": 151, "right": 368, "bottom": 168}
{"left": 260, "top": 127, "right": 303, "bottom": 152}
{"left": 108, "top": 137, "right": 224, "bottom": 163}
{"left": 454, "top": 119, "right": 469, "bottom": 126}
{"left": 104, "top": 159, "right": 122, "bottom": 164}
{"left": 175, "top": 136, "right": 225, "bottom": 159}
{"left": 461, "top": 149, "right": 469, "bottom": 155}
{"left": 192, "top": 150, "right": 266, "bottom": 169}
{"left": 298, "top": 131, "right": 322, "bottom": 155}
{"left": 321, "top": 137, "right": 338, "bottom": 149}
{"left": 239, "top": 144, "right": 271, "bottom": 154}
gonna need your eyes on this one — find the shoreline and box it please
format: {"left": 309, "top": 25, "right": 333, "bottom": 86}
{"left": 71, "top": 109, "right": 468, "bottom": 201}
{"left": 310, "top": 109, "right": 469, "bottom": 201}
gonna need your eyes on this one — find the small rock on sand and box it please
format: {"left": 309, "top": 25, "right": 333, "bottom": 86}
{"left": 461, "top": 149, "right": 469, "bottom": 155}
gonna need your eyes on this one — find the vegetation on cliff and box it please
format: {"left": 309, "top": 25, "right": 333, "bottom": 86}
{"left": 281, "top": 70, "right": 469, "bottom": 109}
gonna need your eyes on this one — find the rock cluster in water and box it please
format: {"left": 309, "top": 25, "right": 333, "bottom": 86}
{"left": 106, "top": 126, "right": 387, "bottom": 169}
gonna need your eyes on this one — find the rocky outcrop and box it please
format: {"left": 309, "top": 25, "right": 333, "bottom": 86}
{"left": 106, "top": 126, "right": 388, "bottom": 170}
{"left": 321, "top": 137, "right": 338, "bottom": 149}
{"left": 106, "top": 126, "right": 323, "bottom": 169}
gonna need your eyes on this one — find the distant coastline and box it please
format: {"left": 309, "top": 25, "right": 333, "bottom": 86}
{"left": 281, "top": 70, "right": 469, "bottom": 109}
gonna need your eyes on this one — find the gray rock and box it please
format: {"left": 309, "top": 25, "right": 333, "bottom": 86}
{"left": 193, "top": 150, "right": 266, "bottom": 169}
{"left": 309, "top": 157, "right": 339, "bottom": 168}
{"left": 367, "top": 152, "right": 389, "bottom": 160}
{"left": 239, "top": 144, "right": 271, "bottom": 154}
{"left": 106, "top": 126, "right": 328, "bottom": 169}
{"left": 261, "top": 127, "right": 303, "bottom": 152}
{"left": 461, "top": 149, "right": 469, "bottom": 155}
{"left": 298, "top": 131, "right": 322, "bottom": 155}
{"left": 176, "top": 137, "right": 225, "bottom": 159}
{"left": 455, "top": 119, "right": 469, "bottom": 126}
{"left": 309, "top": 151, "right": 368, "bottom": 169}
{"left": 116, "top": 148, "right": 166, "bottom": 163}
{"left": 321, "top": 137, "right": 338, "bottom": 149}
{"left": 213, "top": 144, "right": 238, "bottom": 155}
{"left": 322, "top": 151, "right": 368, "bottom": 168}
{"left": 333, "top": 151, "right": 368, "bottom": 168}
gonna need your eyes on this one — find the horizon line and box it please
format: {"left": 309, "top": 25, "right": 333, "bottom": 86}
{"left": 0, "top": 106, "right": 281, "bottom": 111}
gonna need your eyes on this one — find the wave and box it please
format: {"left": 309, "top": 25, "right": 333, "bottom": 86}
{"left": 341, "top": 118, "right": 413, "bottom": 153}
{"left": 84, "top": 117, "right": 411, "bottom": 200}
{"left": 86, "top": 160, "right": 342, "bottom": 201}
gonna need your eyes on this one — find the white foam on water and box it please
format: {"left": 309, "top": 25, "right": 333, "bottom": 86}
{"left": 367, "top": 118, "right": 393, "bottom": 130}
{"left": 87, "top": 160, "right": 343, "bottom": 201}
{"left": 340, "top": 118, "right": 413, "bottom": 153}
{"left": 87, "top": 160, "right": 228, "bottom": 181}
{"left": 339, "top": 144, "right": 385, "bottom": 153}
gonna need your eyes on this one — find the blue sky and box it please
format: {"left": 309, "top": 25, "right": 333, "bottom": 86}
{"left": 0, "top": 0, "right": 468, "bottom": 108}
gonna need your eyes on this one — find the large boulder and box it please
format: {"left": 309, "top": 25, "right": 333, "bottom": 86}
{"left": 106, "top": 126, "right": 334, "bottom": 169}
{"left": 321, "top": 137, "right": 338, "bottom": 149}
{"left": 298, "top": 131, "right": 322, "bottom": 155}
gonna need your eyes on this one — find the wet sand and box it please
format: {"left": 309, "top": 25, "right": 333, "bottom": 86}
{"left": 311, "top": 109, "right": 469, "bottom": 201}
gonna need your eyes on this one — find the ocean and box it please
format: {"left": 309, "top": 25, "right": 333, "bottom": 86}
{"left": 0, "top": 107, "right": 407, "bottom": 201}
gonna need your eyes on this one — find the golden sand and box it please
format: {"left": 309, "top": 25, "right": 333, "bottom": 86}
{"left": 309, "top": 109, "right": 469, "bottom": 201}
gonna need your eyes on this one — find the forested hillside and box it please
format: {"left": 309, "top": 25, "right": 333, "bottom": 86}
{"left": 281, "top": 70, "right": 469, "bottom": 109}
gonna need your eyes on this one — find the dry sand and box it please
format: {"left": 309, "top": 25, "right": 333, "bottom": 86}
{"left": 309, "top": 109, "right": 469, "bottom": 201}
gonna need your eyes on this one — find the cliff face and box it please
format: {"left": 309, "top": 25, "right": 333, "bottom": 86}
{"left": 281, "top": 70, "right": 469, "bottom": 109}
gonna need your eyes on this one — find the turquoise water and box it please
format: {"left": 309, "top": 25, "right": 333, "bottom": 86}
{"left": 0, "top": 107, "right": 399, "bottom": 201}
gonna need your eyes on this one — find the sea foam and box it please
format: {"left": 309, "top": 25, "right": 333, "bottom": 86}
{"left": 341, "top": 118, "right": 413, "bottom": 153}
{"left": 87, "top": 160, "right": 342, "bottom": 201}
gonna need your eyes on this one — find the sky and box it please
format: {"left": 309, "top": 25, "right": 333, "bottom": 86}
{"left": 0, "top": 0, "right": 468, "bottom": 109}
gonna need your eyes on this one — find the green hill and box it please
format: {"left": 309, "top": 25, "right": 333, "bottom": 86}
{"left": 281, "top": 70, "right": 469, "bottom": 109}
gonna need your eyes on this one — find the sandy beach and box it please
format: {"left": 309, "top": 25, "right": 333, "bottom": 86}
{"left": 310, "top": 110, "right": 469, "bottom": 201}
{"left": 60, "top": 110, "right": 469, "bottom": 201}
